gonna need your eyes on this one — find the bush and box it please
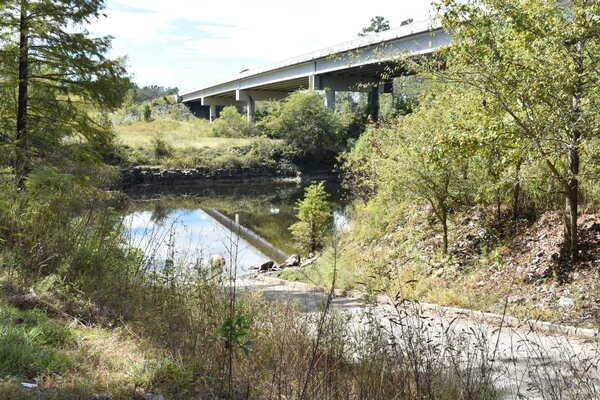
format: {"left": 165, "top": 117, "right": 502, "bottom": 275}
{"left": 0, "top": 305, "right": 74, "bottom": 378}
{"left": 259, "top": 91, "right": 342, "bottom": 159}
{"left": 143, "top": 104, "right": 152, "bottom": 122}
{"left": 152, "top": 136, "right": 173, "bottom": 159}
{"left": 212, "top": 106, "right": 255, "bottom": 137}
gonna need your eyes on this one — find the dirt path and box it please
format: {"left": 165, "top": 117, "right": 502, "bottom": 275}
{"left": 238, "top": 275, "right": 600, "bottom": 400}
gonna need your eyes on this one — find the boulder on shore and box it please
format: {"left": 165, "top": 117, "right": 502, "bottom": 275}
{"left": 300, "top": 255, "right": 318, "bottom": 268}
{"left": 259, "top": 260, "right": 275, "bottom": 272}
{"left": 281, "top": 254, "right": 300, "bottom": 268}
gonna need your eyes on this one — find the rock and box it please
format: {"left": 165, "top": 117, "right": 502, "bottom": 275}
{"left": 281, "top": 254, "right": 300, "bottom": 268}
{"left": 259, "top": 261, "right": 275, "bottom": 271}
{"left": 558, "top": 296, "right": 574, "bottom": 307}
{"left": 300, "top": 256, "right": 318, "bottom": 268}
{"left": 21, "top": 382, "right": 37, "bottom": 389}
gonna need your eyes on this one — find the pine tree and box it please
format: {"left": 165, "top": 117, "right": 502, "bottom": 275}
{"left": 0, "top": 0, "right": 128, "bottom": 185}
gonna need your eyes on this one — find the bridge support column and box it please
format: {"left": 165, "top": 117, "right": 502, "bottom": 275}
{"left": 246, "top": 97, "right": 255, "bottom": 123}
{"left": 209, "top": 105, "right": 217, "bottom": 122}
{"left": 367, "top": 86, "right": 380, "bottom": 122}
{"left": 236, "top": 90, "right": 259, "bottom": 124}
{"left": 324, "top": 89, "right": 336, "bottom": 111}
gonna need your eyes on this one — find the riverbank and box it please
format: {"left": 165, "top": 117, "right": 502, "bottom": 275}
{"left": 280, "top": 206, "right": 600, "bottom": 330}
{"left": 119, "top": 165, "right": 339, "bottom": 188}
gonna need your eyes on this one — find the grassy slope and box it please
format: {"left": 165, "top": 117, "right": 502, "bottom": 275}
{"left": 0, "top": 298, "right": 155, "bottom": 399}
{"left": 115, "top": 119, "right": 254, "bottom": 152}
{"left": 113, "top": 117, "right": 291, "bottom": 170}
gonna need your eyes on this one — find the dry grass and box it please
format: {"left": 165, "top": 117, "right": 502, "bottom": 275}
{"left": 113, "top": 119, "right": 290, "bottom": 169}
{"left": 115, "top": 119, "right": 255, "bottom": 152}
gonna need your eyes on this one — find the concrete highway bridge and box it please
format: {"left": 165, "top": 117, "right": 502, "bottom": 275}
{"left": 178, "top": 19, "right": 449, "bottom": 122}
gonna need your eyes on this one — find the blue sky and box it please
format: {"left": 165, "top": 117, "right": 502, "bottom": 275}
{"left": 91, "top": 0, "right": 435, "bottom": 93}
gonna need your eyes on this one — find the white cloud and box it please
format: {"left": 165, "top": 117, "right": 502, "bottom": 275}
{"left": 92, "top": 0, "right": 435, "bottom": 91}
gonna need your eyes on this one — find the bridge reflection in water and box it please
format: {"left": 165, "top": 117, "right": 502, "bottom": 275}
{"left": 124, "top": 207, "right": 286, "bottom": 274}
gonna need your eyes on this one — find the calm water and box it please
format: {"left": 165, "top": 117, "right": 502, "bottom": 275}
{"left": 124, "top": 180, "right": 348, "bottom": 274}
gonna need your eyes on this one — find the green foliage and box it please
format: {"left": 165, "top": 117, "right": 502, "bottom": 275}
{"left": 433, "top": 0, "right": 600, "bottom": 259}
{"left": 0, "top": 305, "right": 74, "bottom": 378}
{"left": 146, "top": 359, "right": 195, "bottom": 390}
{"left": 0, "top": 167, "right": 122, "bottom": 278}
{"left": 152, "top": 136, "right": 173, "bottom": 159}
{"left": 128, "top": 84, "right": 178, "bottom": 104}
{"left": 290, "top": 182, "right": 332, "bottom": 253}
{"left": 214, "top": 312, "right": 252, "bottom": 356}
{"left": 143, "top": 104, "right": 152, "bottom": 122}
{"left": 0, "top": 0, "right": 129, "bottom": 182}
{"left": 260, "top": 91, "right": 342, "bottom": 159}
{"left": 212, "top": 106, "right": 256, "bottom": 137}
{"left": 335, "top": 92, "right": 368, "bottom": 147}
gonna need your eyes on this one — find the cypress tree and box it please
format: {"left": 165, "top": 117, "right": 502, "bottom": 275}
{"left": 0, "top": 0, "right": 128, "bottom": 185}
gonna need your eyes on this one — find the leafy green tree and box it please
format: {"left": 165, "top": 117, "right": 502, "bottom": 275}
{"left": 335, "top": 91, "right": 367, "bottom": 146}
{"left": 377, "top": 86, "right": 477, "bottom": 253}
{"left": 359, "top": 16, "right": 391, "bottom": 37}
{"left": 290, "top": 182, "right": 332, "bottom": 253}
{"left": 0, "top": 0, "right": 128, "bottom": 185}
{"left": 131, "top": 84, "right": 177, "bottom": 103}
{"left": 259, "top": 91, "right": 342, "bottom": 159}
{"left": 434, "top": 0, "right": 600, "bottom": 260}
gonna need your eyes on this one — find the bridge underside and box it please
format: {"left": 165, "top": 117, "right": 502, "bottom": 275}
{"left": 181, "top": 21, "right": 449, "bottom": 121}
{"left": 184, "top": 62, "right": 409, "bottom": 121}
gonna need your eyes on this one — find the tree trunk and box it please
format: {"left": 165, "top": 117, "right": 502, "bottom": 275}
{"left": 563, "top": 40, "right": 583, "bottom": 262}
{"left": 15, "top": 0, "right": 30, "bottom": 187}
{"left": 512, "top": 159, "right": 522, "bottom": 221}
{"left": 442, "top": 211, "right": 448, "bottom": 254}
{"left": 564, "top": 148, "right": 579, "bottom": 262}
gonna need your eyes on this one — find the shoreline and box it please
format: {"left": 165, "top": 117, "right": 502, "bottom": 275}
{"left": 119, "top": 165, "right": 340, "bottom": 188}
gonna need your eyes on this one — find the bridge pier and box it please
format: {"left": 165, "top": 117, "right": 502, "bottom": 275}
{"left": 325, "top": 89, "right": 336, "bottom": 111}
{"left": 246, "top": 97, "right": 256, "bottom": 123}
{"left": 209, "top": 105, "right": 217, "bottom": 122}
{"left": 368, "top": 86, "right": 380, "bottom": 122}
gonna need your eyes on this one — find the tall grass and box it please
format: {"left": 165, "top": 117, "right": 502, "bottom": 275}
{"left": 114, "top": 119, "right": 292, "bottom": 170}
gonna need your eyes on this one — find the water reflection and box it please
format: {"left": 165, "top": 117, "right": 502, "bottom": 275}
{"left": 124, "top": 180, "right": 349, "bottom": 274}
{"left": 125, "top": 209, "right": 272, "bottom": 274}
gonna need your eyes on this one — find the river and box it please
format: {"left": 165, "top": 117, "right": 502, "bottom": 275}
{"left": 123, "top": 180, "right": 348, "bottom": 274}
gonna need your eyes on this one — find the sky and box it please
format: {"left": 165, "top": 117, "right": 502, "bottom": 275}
{"left": 91, "top": 0, "right": 435, "bottom": 93}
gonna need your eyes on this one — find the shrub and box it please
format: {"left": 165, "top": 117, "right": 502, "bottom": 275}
{"left": 143, "top": 104, "right": 152, "bottom": 122}
{"left": 0, "top": 305, "right": 74, "bottom": 378}
{"left": 289, "top": 182, "right": 332, "bottom": 253}
{"left": 152, "top": 136, "right": 173, "bottom": 159}
{"left": 212, "top": 106, "right": 255, "bottom": 137}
